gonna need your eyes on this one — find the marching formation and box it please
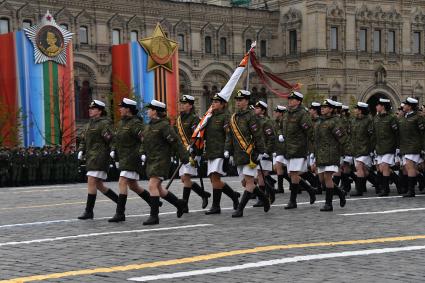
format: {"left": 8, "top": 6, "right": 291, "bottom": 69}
{"left": 77, "top": 90, "right": 425, "bottom": 225}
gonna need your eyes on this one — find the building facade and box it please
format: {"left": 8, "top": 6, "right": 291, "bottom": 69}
{"left": 1, "top": 0, "right": 425, "bottom": 119}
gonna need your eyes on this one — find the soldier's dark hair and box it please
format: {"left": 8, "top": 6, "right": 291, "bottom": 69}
{"left": 157, "top": 110, "right": 167, "bottom": 118}
{"left": 100, "top": 109, "right": 107, "bottom": 116}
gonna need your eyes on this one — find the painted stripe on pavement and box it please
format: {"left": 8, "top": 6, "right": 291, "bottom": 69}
{"left": 339, "top": 207, "right": 425, "bottom": 216}
{"left": 0, "top": 224, "right": 212, "bottom": 247}
{"left": 2, "top": 234, "right": 425, "bottom": 282}
{"left": 128, "top": 245, "right": 425, "bottom": 281}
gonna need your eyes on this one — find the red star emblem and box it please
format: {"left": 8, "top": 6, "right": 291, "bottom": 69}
{"left": 46, "top": 15, "right": 52, "bottom": 21}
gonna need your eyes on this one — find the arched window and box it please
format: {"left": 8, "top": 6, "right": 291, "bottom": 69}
{"left": 75, "top": 80, "right": 92, "bottom": 120}
{"left": 60, "top": 23, "right": 68, "bottom": 30}
{"left": 0, "top": 18, "right": 10, "bottom": 34}
{"left": 112, "top": 29, "right": 120, "bottom": 45}
{"left": 220, "top": 37, "right": 227, "bottom": 55}
{"left": 205, "top": 36, "right": 212, "bottom": 54}
{"left": 245, "top": 39, "right": 252, "bottom": 52}
{"left": 260, "top": 40, "right": 267, "bottom": 57}
{"left": 178, "top": 34, "right": 185, "bottom": 51}
{"left": 79, "top": 26, "right": 88, "bottom": 44}
{"left": 22, "top": 20, "right": 32, "bottom": 29}
{"left": 130, "top": 30, "right": 138, "bottom": 42}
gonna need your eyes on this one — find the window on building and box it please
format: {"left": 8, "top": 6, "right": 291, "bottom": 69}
{"left": 0, "top": 18, "right": 10, "bottom": 34}
{"left": 359, "top": 28, "right": 367, "bottom": 51}
{"left": 79, "top": 26, "right": 88, "bottom": 44}
{"left": 205, "top": 36, "right": 212, "bottom": 54}
{"left": 388, "top": 30, "right": 395, "bottom": 53}
{"left": 289, "top": 30, "right": 297, "bottom": 54}
{"left": 220, "top": 37, "right": 227, "bottom": 55}
{"left": 22, "top": 20, "right": 32, "bottom": 29}
{"left": 373, "top": 30, "right": 381, "bottom": 53}
{"left": 130, "top": 30, "right": 138, "bottom": 42}
{"left": 112, "top": 29, "right": 120, "bottom": 45}
{"left": 246, "top": 39, "right": 252, "bottom": 52}
{"left": 260, "top": 40, "right": 267, "bottom": 57}
{"left": 330, "top": 27, "right": 338, "bottom": 50}
{"left": 177, "top": 34, "right": 185, "bottom": 51}
{"left": 60, "top": 24, "right": 68, "bottom": 30}
{"left": 413, "top": 32, "right": 421, "bottom": 54}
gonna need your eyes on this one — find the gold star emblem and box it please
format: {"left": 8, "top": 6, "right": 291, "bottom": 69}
{"left": 139, "top": 23, "right": 178, "bottom": 72}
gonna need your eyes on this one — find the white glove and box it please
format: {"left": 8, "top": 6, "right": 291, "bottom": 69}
{"left": 224, "top": 151, "right": 230, "bottom": 158}
{"left": 396, "top": 149, "right": 400, "bottom": 156}
{"left": 229, "top": 156, "right": 234, "bottom": 166}
{"left": 263, "top": 153, "right": 270, "bottom": 159}
{"left": 273, "top": 152, "right": 277, "bottom": 158}
{"left": 278, "top": 135, "right": 285, "bottom": 143}
{"left": 141, "top": 155, "right": 146, "bottom": 162}
{"left": 110, "top": 151, "right": 115, "bottom": 159}
{"left": 194, "top": 155, "right": 202, "bottom": 166}
{"left": 187, "top": 145, "right": 194, "bottom": 154}
{"left": 77, "top": 151, "right": 83, "bottom": 160}
{"left": 115, "top": 162, "right": 119, "bottom": 168}
{"left": 257, "top": 153, "right": 265, "bottom": 161}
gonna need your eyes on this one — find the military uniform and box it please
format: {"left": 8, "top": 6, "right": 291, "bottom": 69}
{"left": 280, "top": 91, "right": 314, "bottom": 209}
{"left": 175, "top": 95, "right": 210, "bottom": 212}
{"left": 225, "top": 90, "right": 270, "bottom": 217}
{"left": 273, "top": 105, "right": 288, "bottom": 193}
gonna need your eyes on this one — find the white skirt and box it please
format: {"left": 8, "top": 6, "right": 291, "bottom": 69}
{"left": 317, "top": 165, "right": 339, "bottom": 174}
{"left": 402, "top": 154, "right": 422, "bottom": 165}
{"left": 376, "top": 154, "right": 395, "bottom": 166}
{"left": 257, "top": 159, "right": 273, "bottom": 171}
{"left": 207, "top": 158, "right": 226, "bottom": 176}
{"left": 120, "top": 171, "right": 140, "bottom": 180}
{"left": 286, "top": 157, "right": 307, "bottom": 173}
{"left": 86, "top": 171, "right": 107, "bottom": 180}
{"left": 237, "top": 164, "right": 258, "bottom": 180}
{"left": 274, "top": 155, "right": 286, "bottom": 165}
{"left": 179, "top": 162, "right": 198, "bottom": 177}
{"left": 342, "top": 156, "right": 354, "bottom": 164}
{"left": 355, "top": 156, "right": 372, "bottom": 168}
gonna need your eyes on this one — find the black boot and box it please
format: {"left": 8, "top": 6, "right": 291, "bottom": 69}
{"left": 205, "top": 189, "right": 222, "bottom": 214}
{"left": 138, "top": 190, "right": 153, "bottom": 206}
{"left": 78, "top": 194, "right": 96, "bottom": 220}
{"left": 334, "top": 186, "right": 346, "bottom": 207}
{"left": 222, "top": 183, "right": 240, "bottom": 210}
{"left": 333, "top": 175, "right": 341, "bottom": 187}
{"left": 108, "top": 194, "right": 127, "bottom": 222}
{"left": 417, "top": 173, "right": 425, "bottom": 192}
{"left": 320, "top": 188, "right": 333, "bottom": 211}
{"left": 265, "top": 179, "right": 276, "bottom": 204}
{"left": 254, "top": 186, "right": 270, "bottom": 212}
{"left": 182, "top": 187, "right": 191, "bottom": 213}
{"left": 191, "top": 182, "right": 211, "bottom": 209}
{"left": 391, "top": 171, "right": 403, "bottom": 194}
{"left": 284, "top": 183, "right": 298, "bottom": 209}
{"left": 253, "top": 186, "right": 265, "bottom": 207}
{"left": 277, "top": 175, "right": 284, "bottom": 193}
{"left": 367, "top": 171, "right": 378, "bottom": 191}
{"left": 103, "top": 189, "right": 118, "bottom": 203}
{"left": 400, "top": 173, "right": 408, "bottom": 194}
{"left": 143, "top": 196, "right": 160, "bottom": 225}
{"left": 300, "top": 179, "right": 316, "bottom": 204}
{"left": 403, "top": 177, "right": 416, "bottom": 197}
{"left": 341, "top": 173, "right": 352, "bottom": 193}
{"left": 232, "top": 190, "right": 252, "bottom": 218}
{"left": 351, "top": 177, "right": 364, "bottom": 196}
{"left": 378, "top": 176, "right": 390, "bottom": 197}
{"left": 163, "top": 191, "right": 186, "bottom": 218}
{"left": 375, "top": 172, "right": 383, "bottom": 194}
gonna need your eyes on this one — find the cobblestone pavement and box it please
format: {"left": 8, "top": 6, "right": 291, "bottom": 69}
{"left": 0, "top": 177, "right": 424, "bottom": 282}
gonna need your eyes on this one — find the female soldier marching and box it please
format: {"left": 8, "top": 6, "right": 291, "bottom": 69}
{"left": 312, "top": 99, "right": 348, "bottom": 211}
{"left": 176, "top": 95, "right": 211, "bottom": 212}
{"left": 77, "top": 100, "right": 119, "bottom": 220}
{"left": 204, "top": 93, "right": 240, "bottom": 215}
{"left": 108, "top": 98, "right": 155, "bottom": 222}
{"left": 141, "top": 100, "right": 189, "bottom": 225}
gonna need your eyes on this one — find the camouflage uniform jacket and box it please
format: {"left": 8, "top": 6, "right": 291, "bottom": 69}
{"left": 257, "top": 115, "right": 275, "bottom": 157}
{"left": 175, "top": 110, "right": 200, "bottom": 154}
{"left": 225, "top": 109, "right": 265, "bottom": 166}
{"left": 140, "top": 117, "right": 189, "bottom": 178}
{"left": 204, "top": 109, "right": 230, "bottom": 160}
{"left": 78, "top": 116, "right": 113, "bottom": 172}
{"left": 314, "top": 115, "right": 350, "bottom": 166}
{"left": 280, "top": 106, "right": 313, "bottom": 159}
{"left": 350, "top": 116, "right": 374, "bottom": 157}
{"left": 112, "top": 115, "right": 144, "bottom": 173}
{"left": 398, "top": 111, "right": 425, "bottom": 155}
{"left": 273, "top": 116, "right": 285, "bottom": 156}
{"left": 372, "top": 113, "right": 399, "bottom": 155}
